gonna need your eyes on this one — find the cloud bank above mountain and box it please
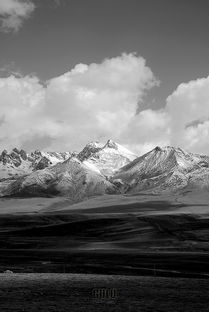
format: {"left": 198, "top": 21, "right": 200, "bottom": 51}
{"left": 125, "top": 76, "right": 209, "bottom": 155}
{"left": 0, "top": 52, "right": 208, "bottom": 155}
{"left": 0, "top": 53, "right": 157, "bottom": 151}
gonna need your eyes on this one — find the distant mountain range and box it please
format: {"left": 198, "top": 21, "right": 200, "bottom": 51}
{"left": 0, "top": 148, "right": 71, "bottom": 179}
{"left": 1, "top": 141, "right": 209, "bottom": 201}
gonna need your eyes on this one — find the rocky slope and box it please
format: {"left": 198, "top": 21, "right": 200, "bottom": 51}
{"left": 0, "top": 140, "right": 135, "bottom": 200}
{"left": 0, "top": 148, "right": 71, "bottom": 180}
{"left": 113, "top": 146, "right": 209, "bottom": 193}
{"left": 2, "top": 157, "right": 116, "bottom": 200}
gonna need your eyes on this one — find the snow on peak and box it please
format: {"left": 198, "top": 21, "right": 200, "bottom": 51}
{"left": 150, "top": 145, "right": 208, "bottom": 171}
{"left": 120, "top": 145, "right": 206, "bottom": 175}
{"left": 104, "top": 139, "right": 118, "bottom": 149}
{"left": 77, "top": 140, "right": 138, "bottom": 176}
{"left": 0, "top": 148, "right": 72, "bottom": 181}
{"left": 3, "top": 151, "right": 116, "bottom": 199}
{"left": 153, "top": 145, "right": 184, "bottom": 154}
{"left": 77, "top": 141, "right": 103, "bottom": 161}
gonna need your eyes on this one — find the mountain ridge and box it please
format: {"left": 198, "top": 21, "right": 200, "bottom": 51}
{"left": 1, "top": 142, "right": 209, "bottom": 201}
{"left": 0, "top": 148, "right": 72, "bottom": 181}
{"left": 113, "top": 145, "right": 209, "bottom": 194}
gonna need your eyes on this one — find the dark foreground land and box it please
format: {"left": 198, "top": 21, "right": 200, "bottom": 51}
{"left": 1, "top": 200, "right": 209, "bottom": 277}
{"left": 0, "top": 194, "right": 209, "bottom": 311}
{"left": 0, "top": 273, "right": 209, "bottom": 312}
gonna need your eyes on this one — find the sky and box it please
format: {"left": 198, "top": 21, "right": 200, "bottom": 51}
{"left": 0, "top": 0, "right": 208, "bottom": 155}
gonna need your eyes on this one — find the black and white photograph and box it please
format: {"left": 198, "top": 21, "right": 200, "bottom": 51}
{"left": 0, "top": 0, "right": 209, "bottom": 311}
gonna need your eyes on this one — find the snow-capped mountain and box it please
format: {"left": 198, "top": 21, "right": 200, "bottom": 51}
{"left": 3, "top": 157, "right": 116, "bottom": 200}
{"left": 78, "top": 139, "right": 137, "bottom": 176}
{"left": 113, "top": 146, "right": 209, "bottom": 193}
{"left": 2, "top": 143, "right": 209, "bottom": 200}
{"left": 0, "top": 148, "right": 71, "bottom": 180}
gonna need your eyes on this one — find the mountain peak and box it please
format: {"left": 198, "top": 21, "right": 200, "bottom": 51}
{"left": 152, "top": 145, "right": 188, "bottom": 156}
{"left": 104, "top": 139, "right": 118, "bottom": 150}
{"left": 77, "top": 141, "right": 103, "bottom": 161}
{"left": 154, "top": 146, "right": 179, "bottom": 152}
{"left": 86, "top": 141, "right": 103, "bottom": 148}
{"left": 154, "top": 146, "right": 162, "bottom": 152}
{"left": 77, "top": 140, "right": 137, "bottom": 176}
{"left": 12, "top": 147, "right": 20, "bottom": 154}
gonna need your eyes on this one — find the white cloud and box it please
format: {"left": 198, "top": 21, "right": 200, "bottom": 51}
{"left": 0, "top": 53, "right": 158, "bottom": 151}
{"left": 0, "top": 0, "right": 35, "bottom": 32}
{"left": 165, "top": 76, "right": 209, "bottom": 153}
{"left": 43, "top": 53, "right": 158, "bottom": 150}
{"left": 0, "top": 52, "right": 208, "bottom": 155}
{"left": 122, "top": 109, "right": 170, "bottom": 154}
{"left": 0, "top": 75, "right": 47, "bottom": 148}
{"left": 128, "top": 76, "right": 209, "bottom": 155}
